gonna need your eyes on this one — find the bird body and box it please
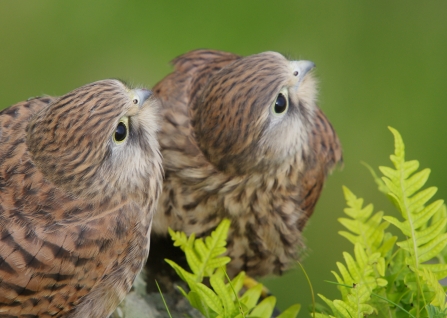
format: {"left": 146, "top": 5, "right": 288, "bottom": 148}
{"left": 0, "top": 80, "right": 163, "bottom": 317}
{"left": 152, "top": 50, "right": 342, "bottom": 277}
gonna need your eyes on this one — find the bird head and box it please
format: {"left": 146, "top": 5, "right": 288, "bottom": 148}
{"left": 192, "top": 52, "right": 318, "bottom": 175}
{"left": 26, "top": 79, "right": 162, "bottom": 207}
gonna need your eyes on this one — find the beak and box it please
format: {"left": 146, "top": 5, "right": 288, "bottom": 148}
{"left": 135, "top": 88, "right": 152, "bottom": 105}
{"left": 292, "top": 60, "right": 315, "bottom": 83}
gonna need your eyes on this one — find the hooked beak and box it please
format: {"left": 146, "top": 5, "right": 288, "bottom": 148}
{"left": 292, "top": 60, "right": 315, "bottom": 83}
{"left": 135, "top": 88, "right": 152, "bottom": 105}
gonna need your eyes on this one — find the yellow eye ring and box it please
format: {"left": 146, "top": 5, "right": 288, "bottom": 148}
{"left": 113, "top": 116, "right": 129, "bottom": 144}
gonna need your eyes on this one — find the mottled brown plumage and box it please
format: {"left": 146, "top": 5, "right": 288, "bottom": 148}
{"left": 151, "top": 50, "right": 342, "bottom": 277}
{"left": 0, "top": 80, "right": 163, "bottom": 317}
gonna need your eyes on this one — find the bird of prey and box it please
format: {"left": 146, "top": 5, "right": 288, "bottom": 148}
{"left": 151, "top": 50, "right": 342, "bottom": 277}
{"left": 0, "top": 80, "right": 163, "bottom": 317}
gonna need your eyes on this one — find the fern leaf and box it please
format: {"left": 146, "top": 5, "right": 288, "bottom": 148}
{"left": 331, "top": 271, "right": 349, "bottom": 300}
{"left": 317, "top": 294, "right": 341, "bottom": 318}
{"left": 413, "top": 200, "right": 444, "bottom": 229}
{"left": 336, "top": 261, "right": 354, "bottom": 287}
{"left": 408, "top": 187, "right": 437, "bottom": 215}
{"left": 194, "top": 282, "right": 224, "bottom": 315}
{"left": 333, "top": 299, "right": 352, "bottom": 318}
{"left": 431, "top": 203, "right": 447, "bottom": 231}
{"left": 174, "top": 285, "right": 188, "bottom": 300}
{"left": 381, "top": 128, "right": 447, "bottom": 269}
{"left": 379, "top": 166, "right": 400, "bottom": 181}
{"left": 239, "top": 282, "right": 263, "bottom": 311}
{"left": 248, "top": 296, "right": 276, "bottom": 318}
{"left": 319, "top": 127, "right": 447, "bottom": 317}
{"left": 400, "top": 219, "right": 447, "bottom": 250}
{"left": 342, "top": 186, "right": 373, "bottom": 220}
{"left": 405, "top": 168, "right": 431, "bottom": 198}
{"left": 383, "top": 215, "right": 410, "bottom": 236}
{"left": 402, "top": 160, "right": 420, "bottom": 178}
{"left": 378, "top": 127, "right": 447, "bottom": 313}
{"left": 276, "top": 304, "right": 301, "bottom": 318}
{"left": 419, "top": 269, "right": 446, "bottom": 310}
{"left": 226, "top": 271, "right": 245, "bottom": 301}
{"left": 377, "top": 233, "right": 397, "bottom": 257}
{"left": 206, "top": 256, "right": 232, "bottom": 269}
{"left": 181, "top": 219, "right": 231, "bottom": 282}
{"left": 333, "top": 295, "right": 373, "bottom": 317}
{"left": 419, "top": 263, "right": 447, "bottom": 280}
{"left": 319, "top": 187, "right": 398, "bottom": 317}
{"left": 210, "top": 269, "right": 238, "bottom": 317}
{"left": 164, "top": 259, "right": 197, "bottom": 287}
{"left": 325, "top": 249, "right": 380, "bottom": 316}
{"left": 166, "top": 219, "right": 301, "bottom": 318}
{"left": 339, "top": 187, "right": 395, "bottom": 258}
{"left": 426, "top": 304, "right": 447, "bottom": 318}
{"left": 397, "top": 222, "right": 446, "bottom": 253}
{"left": 201, "top": 219, "right": 231, "bottom": 279}
{"left": 417, "top": 234, "right": 447, "bottom": 263}
{"left": 184, "top": 243, "right": 203, "bottom": 277}
{"left": 187, "top": 290, "right": 215, "bottom": 318}
{"left": 168, "top": 227, "right": 194, "bottom": 251}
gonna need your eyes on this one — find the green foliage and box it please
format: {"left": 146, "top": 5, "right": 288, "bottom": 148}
{"left": 318, "top": 127, "right": 447, "bottom": 318}
{"left": 165, "top": 127, "right": 447, "bottom": 318}
{"left": 166, "top": 219, "right": 301, "bottom": 318}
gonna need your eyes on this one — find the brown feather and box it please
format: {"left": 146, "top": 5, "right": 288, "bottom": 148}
{"left": 152, "top": 49, "right": 342, "bottom": 277}
{"left": 0, "top": 80, "right": 163, "bottom": 317}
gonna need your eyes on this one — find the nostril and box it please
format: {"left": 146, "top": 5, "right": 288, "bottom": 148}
{"left": 136, "top": 89, "right": 152, "bottom": 104}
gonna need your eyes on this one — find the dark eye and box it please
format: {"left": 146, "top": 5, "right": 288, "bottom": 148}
{"left": 274, "top": 93, "right": 288, "bottom": 114}
{"left": 113, "top": 118, "right": 128, "bottom": 144}
{"left": 115, "top": 122, "right": 127, "bottom": 141}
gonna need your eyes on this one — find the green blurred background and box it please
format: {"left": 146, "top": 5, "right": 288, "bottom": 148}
{"left": 1, "top": 1, "right": 447, "bottom": 315}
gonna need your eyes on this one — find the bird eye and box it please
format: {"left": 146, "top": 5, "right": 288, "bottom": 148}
{"left": 132, "top": 98, "right": 139, "bottom": 105}
{"left": 271, "top": 88, "right": 289, "bottom": 115}
{"left": 113, "top": 117, "right": 129, "bottom": 144}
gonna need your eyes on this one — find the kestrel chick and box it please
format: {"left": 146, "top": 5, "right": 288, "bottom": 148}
{"left": 152, "top": 50, "right": 342, "bottom": 277}
{"left": 0, "top": 80, "right": 163, "bottom": 317}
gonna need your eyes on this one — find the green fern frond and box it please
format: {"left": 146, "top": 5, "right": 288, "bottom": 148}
{"left": 168, "top": 220, "right": 232, "bottom": 281}
{"left": 168, "top": 227, "right": 195, "bottom": 251}
{"left": 317, "top": 285, "right": 375, "bottom": 318}
{"left": 276, "top": 304, "right": 302, "bottom": 318}
{"left": 426, "top": 304, "right": 447, "bottom": 318}
{"left": 315, "top": 187, "right": 395, "bottom": 317}
{"left": 339, "top": 186, "right": 397, "bottom": 260}
{"left": 225, "top": 271, "right": 245, "bottom": 302}
{"left": 375, "top": 127, "right": 447, "bottom": 314}
{"left": 336, "top": 186, "right": 393, "bottom": 316}
{"left": 239, "top": 281, "right": 263, "bottom": 311}
{"left": 165, "top": 219, "right": 300, "bottom": 318}
{"left": 318, "top": 127, "right": 447, "bottom": 317}
{"left": 381, "top": 128, "right": 447, "bottom": 272}
{"left": 317, "top": 242, "right": 382, "bottom": 317}
{"left": 247, "top": 296, "right": 276, "bottom": 318}
{"left": 419, "top": 269, "right": 446, "bottom": 310}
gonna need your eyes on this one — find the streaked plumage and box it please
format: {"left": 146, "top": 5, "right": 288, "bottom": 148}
{"left": 151, "top": 50, "right": 342, "bottom": 277}
{"left": 0, "top": 80, "right": 163, "bottom": 317}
